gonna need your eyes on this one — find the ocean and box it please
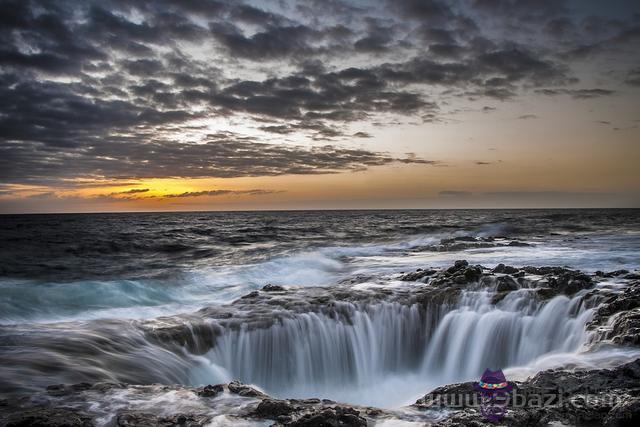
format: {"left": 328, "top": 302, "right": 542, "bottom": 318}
{"left": 1, "top": 209, "right": 639, "bottom": 410}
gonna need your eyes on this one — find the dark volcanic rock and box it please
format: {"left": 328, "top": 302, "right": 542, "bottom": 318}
{"left": 288, "top": 406, "right": 367, "bottom": 426}
{"left": 46, "top": 382, "right": 92, "bottom": 396}
{"left": 5, "top": 408, "right": 94, "bottom": 427}
{"left": 496, "top": 275, "right": 519, "bottom": 292}
{"left": 262, "top": 284, "right": 285, "bottom": 292}
{"left": 604, "top": 397, "right": 640, "bottom": 427}
{"left": 493, "top": 263, "right": 519, "bottom": 274}
{"left": 415, "top": 359, "right": 640, "bottom": 427}
{"left": 399, "top": 268, "right": 436, "bottom": 281}
{"left": 253, "top": 399, "right": 296, "bottom": 419}
{"left": 196, "top": 384, "right": 223, "bottom": 398}
{"left": 590, "top": 284, "right": 640, "bottom": 346}
{"left": 116, "top": 411, "right": 209, "bottom": 426}
{"left": 447, "top": 260, "right": 469, "bottom": 274}
{"left": 228, "top": 380, "right": 267, "bottom": 398}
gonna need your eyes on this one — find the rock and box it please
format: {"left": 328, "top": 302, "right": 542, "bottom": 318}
{"left": 6, "top": 407, "right": 94, "bottom": 427}
{"left": 599, "top": 270, "right": 629, "bottom": 278}
{"left": 288, "top": 406, "right": 367, "bottom": 426}
{"left": 252, "top": 399, "right": 295, "bottom": 418}
{"left": 46, "top": 382, "right": 92, "bottom": 396}
{"left": 196, "top": 384, "right": 223, "bottom": 398}
{"left": 262, "top": 284, "right": 285, "bottom": 292}
{"left": 463, "top": 266, "right": 482, "bottom": 283}
{"left": 241, "top": 291, "right": 260, "bottom": 299}
{"left": 117, "top": 412, "right": 158, "bottom": 427}
{"left": 536, "top": 288, "right": 558, "bottom": 300}
{"left": 493, "top": 264, "right": 520, "bottom": 274}
{"left": 604, "top": 397, "right": 640, "bottom": 427}
{"left": 493, "top": 263, "right": 507, "bottom": 273}
{"left": 116, "top": 411, "right": 209, "bottom": 427}
{"left": 546, "top": 271, "right": 593, "bottom": 295}
{"left": 416, "top": 359, "right": 640, "bottom": 427}
{"left": 508, "top": 241, "right": 531, "bottom": 247}
{"left": 399, "top": 268, "right": 436, "bottom": 281}
{"left": 227, "top": 381, "right": 266, "bottom": 398}
{"left": 447, "top": 260, "right": 469, "bottom": 274}
{"left": 496, "top": 275, "right": 519, "bottom": 292}
{"left": 608, "top": 309, "right": 640, "bottom": 346}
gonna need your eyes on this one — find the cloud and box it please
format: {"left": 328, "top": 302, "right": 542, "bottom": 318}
{"left": 161, "top": 189, "right": 281, "bottom": 198}
{"left": 475, "top": 161, "right": 492, "bottom": 165}
{"left": 0, "top": 0, "right": 637, "bottom": 193}
{"left": 517, "top": 114, "right": 538, "bottom": 120}
{"left": 535, "top": 88, "right": 615, "bottom": 99}
{"left": 109, "top": 188, "right": 150, "bottom": 195}
{"left": 0, "top": 131, "right": 436, "bottom": 185}
{"left": 352, "top": 132, "right": 372, "bottom": 138}
{"left": 625, "top": 69, "right": 640, "bottom": 86}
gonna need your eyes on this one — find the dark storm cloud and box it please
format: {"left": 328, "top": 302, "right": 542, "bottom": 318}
{"left": 625, "top": 69, "right": 640, "bottom": 86}
{"left": 209, "top": 22, "right": 319, "bottom": 60}
{"left": 0, "top": 130, "right": 434, "bottom": 185}
{"left": 535, "top": 88, "right": 616, "bottom": 99}
{"left": 0, "top": 0, "right": 637, "bottom": 189}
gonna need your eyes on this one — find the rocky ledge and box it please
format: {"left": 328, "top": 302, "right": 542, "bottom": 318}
{"left": 3, "top": 359, "right": 640, "bottom": 426}
{"left": 414, "top": 358, "right": 640, "bottom": 427}
{"left": 0, "top": 381, "right": 425, "bottom": 426}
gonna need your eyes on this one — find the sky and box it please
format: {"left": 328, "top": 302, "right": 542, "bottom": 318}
{"left": 0, "top": 0, "right": 639, "bottom": 213}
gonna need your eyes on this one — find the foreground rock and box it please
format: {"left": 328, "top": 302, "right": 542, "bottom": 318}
{"left": 0, "top": 382, "right": 424, "bottom": 426}
{"left": 415, "top": 358, "right": 640, "bottom": 426}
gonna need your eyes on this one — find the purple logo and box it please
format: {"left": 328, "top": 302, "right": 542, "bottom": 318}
{"left": 474, "top": 369, "right": 513, "bottom": 422}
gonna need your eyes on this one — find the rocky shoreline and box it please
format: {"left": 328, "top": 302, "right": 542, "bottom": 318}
{"left": 1, "top": 261, "right": 639, "bottom": 426}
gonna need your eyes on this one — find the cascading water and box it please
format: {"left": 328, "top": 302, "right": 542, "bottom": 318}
{"left": 194, "top": 288, "right": 598, "bottom": 407}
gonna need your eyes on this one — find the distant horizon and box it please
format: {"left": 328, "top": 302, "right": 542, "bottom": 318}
{"left": 3, "top": 205, "right": 639, "bottom": 216}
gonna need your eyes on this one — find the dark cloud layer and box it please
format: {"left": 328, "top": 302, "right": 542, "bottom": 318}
{"left": 0, "top": 0, "right": 637, "bottom": 188}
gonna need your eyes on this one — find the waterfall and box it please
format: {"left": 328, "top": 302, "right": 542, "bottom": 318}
{"left": 195, "top": 289, "right": 597, "bottom": 407}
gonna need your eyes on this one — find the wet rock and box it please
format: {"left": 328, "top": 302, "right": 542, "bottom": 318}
{"left": 416, "top": 359, "right": 640, "bottom": 427}
{"left": 116, "top": 411, "right": 209, "bottom": 427}
{"left": 6, "top": 407, "right": 94, "bottom": 427}
{"left": 546, "top": 271, "right": 593, "bottom": 295}
{"left": 196, "top": 384, "right": 223, "bottom": 398}
{"left": 493, "top": 264, "right": 519, "bottom": 274}
{"left": 117, "top": 412, "right": 158, "bottom": 427}
{"left": 253, "top": 399, "right": 295, "bottom": 418}
{"left": 46, "top": 382, "right": 92, "bottom": 396}
{"left": 596, "top": 270, "right": 629, "bottom": 278}
{"left": 496, "top": 275, "right": 519, "bottom": 292}
{"left": 288, "top": 406, "right": 367, "bottom": 426}
{"left": 522, "top": 266, "right": 573, "bottom": 276}
{"left": 508, "top": 241, "right": 531, "bottom": 247}
{"left": 536, "top": 288, "right": 558, "bottom": 300}
{"left": 491, "top": 292, "right": 509, "bottom": 304}
{"left": 399, "top": 268, "right": 437, "bottom": 282}
{"left": 604, "top": 397, "right": 640, "bottom": 427}
{"left": 241, "top": 290, "right": 260, "bottom": 299}
{"left": 447, "top": 260, "right": 469, "bottom": 274}
{"left": 262, "top": 284, "right": 285, "bottom": 292}
{"left": 463, "top": 266, "right": 483, "bottom": 283}
{"left": 608, "top": 309, "right": 640, "bottom": 346}
{"left": 228, "top": 380, "right": 266, "bottom": 398}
